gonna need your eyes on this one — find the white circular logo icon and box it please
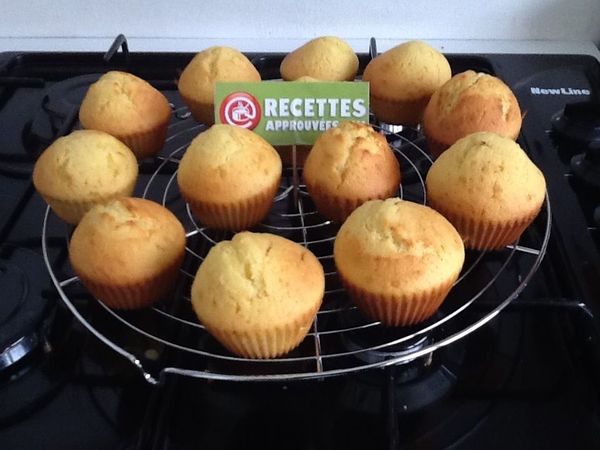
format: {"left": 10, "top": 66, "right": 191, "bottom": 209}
{"left": 219, "top": 92, "right": 262, "bottom": 129}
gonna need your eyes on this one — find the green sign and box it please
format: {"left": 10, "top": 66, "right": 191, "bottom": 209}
{"left": 214, "top": 81, "right": 369, "bottom": 145}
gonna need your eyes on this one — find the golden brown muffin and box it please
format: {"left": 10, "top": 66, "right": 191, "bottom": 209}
{"left": 178, "top": 47, "right": 261, "bottom": 125}
{"left": 426, "top": 132, "right": 546, "bottom": 250}
{"left": 280, "top": 36, "right": 359, "bottom": 81}
{"left": 33, "top": 129, "right": 138, "bottom": 224}
{"left": 334, "top": 198, "right": 465, "bottom": 326}
{"left": 191, "top": 232, "right": 325, "bottom": 358}
{"left": 177, "top": 124, "right": 282, "bottom": 230}
{"left": 303, "top": 121, "right": 401, "bottom": 223}
{"left": 79, "top": 71, "right": 172, "bottom": 159}
{"left": 423, "top": 70, "right": 522, "bottom": 158}
{"left": 363, "top": 40, "right": 451, "bottom": 126}
{"left": 69, "top": 197, "right": 186, "bottom": 309}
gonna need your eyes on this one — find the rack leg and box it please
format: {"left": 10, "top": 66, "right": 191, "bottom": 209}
{"left": 292, "top": 144, "right": 300, "bottom": 211}
{"left": 383, "top": 364, "right": 399, "bottom": 450}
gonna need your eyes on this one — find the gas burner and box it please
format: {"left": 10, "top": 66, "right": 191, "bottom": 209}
{"left": 0, "top": 246, "right": 55, "bottom": 375}
{"left": 335, "top": 312, "right": 461, "bottom": 414}
{"left": 594, "top": 206, "right": 600, "bottom": 226}
{"left": 339, "top": 340, "right": 465, "bottom": 416}
{"left": 551, "top": 101, "right": 600, "bottom": 187}
{"left": 339, "top": 316, "right": 436, "bottom": 366}
{"left": 570, "top": 151, "right": 600, "bottom": 189}
{"left": 344, "top": 333, "right": 432, "bottom": 366}
{"left": 0, "top": 192, "right": 21, "bottom": 238}
{"left": 24, "top": 73, "right": 100, "bottom": 153}
{"left": 552, "top": 101, "right": 600, "bottom": 146}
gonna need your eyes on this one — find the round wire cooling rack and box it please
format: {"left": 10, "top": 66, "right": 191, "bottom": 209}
{"left": 41, "top": 109, "right": 552, "bottom": 385}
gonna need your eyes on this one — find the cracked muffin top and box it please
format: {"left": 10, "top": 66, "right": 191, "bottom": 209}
{"left": 178, "top": 46, "right": 261, "bottom": 104}
{"left": 191, "top": 232, "right": 324, "bottom": 332}
{"left": 177, "top": 46, "right": 260, "bottom": 125}
{"left": 280, "top": 36, "right": 358, "bottom": 81}
{"left": 33, "top": 129, "right": 138, "bottom": 223}
{"left": 79, "top": 71, "right": 171, "bottom": 136}
{"left": 362, "top": 40, "right": 451, "bottom": 126}
{"left": 69, "top": 197, "right": 186, "bottom": 285}
{"left": 334, "top": 198, "right": 464, "bottom": 296}
{"left": 303, "top": 121, "right": 401, "bottom": 222}
{"left": 177, "top": 124, "right": 282, "bottom": 204}
{"left": 423, "top": 70, "right": 522, "bottom": 154}
{"left": 426, "top": 131, "right": 546, "bottom": 224}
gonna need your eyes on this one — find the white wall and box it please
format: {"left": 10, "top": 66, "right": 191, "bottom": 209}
{"left": 1, "top": 0, "right": 599, "bottom": 43}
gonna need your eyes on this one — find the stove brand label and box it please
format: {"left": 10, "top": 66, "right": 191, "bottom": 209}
{"left": 215, "top": 81, "right": 369, "bottom": 145}
{"left": 530, "top": 87, "right": 591, "bottom": 96}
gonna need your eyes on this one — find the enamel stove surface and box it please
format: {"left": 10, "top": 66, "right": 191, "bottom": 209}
{"left": 0, "top": 48, "right": 599, "bottom": 450}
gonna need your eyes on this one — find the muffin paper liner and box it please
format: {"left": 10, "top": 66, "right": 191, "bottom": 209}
{"left": 305, "top": 181, "right": 398, "bottom": 224}
{"left": 41, "top": 177, "right": 136, "bottom": 224}
{"left": 179, "top": 93, "right": 215, "bottom": 126}
{"left": 184, "top": 177, "right": 280, "bottom": 231}
{"left": 428, "top": 198, "right": 542, "bottom": 250}
{"left": 338, "top": 272, "right": 458, "bottom": 326}
{"left": 117, "top": 121, "right": 170, "bottom": 160}
{"left": 202, "top": 306, "right": 319, "bottom": 359}
{"left": 74, "top": 253, "right": 184, "bottom": 310}
{"left": 370, "top": 95, "right": 429, "bottom": 127}
{"left": 423, "top": 133, "right": 451, "bottom": 159}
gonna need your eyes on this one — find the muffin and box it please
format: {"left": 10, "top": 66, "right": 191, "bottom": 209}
{"left": 177, "top": 124, "right": 282, "bottom": 230}
{"left": 423, "top": 70, "right": 522, "bottom": 158}
{"left": 303, "top": 121, "right": 401, "bottom": 223}
{"left": 362, "top": 40, "right": 451, "bottom": 126}
{"left": 69, "top": 197, "right": 186, "bottom": 309}
{"left": 191, "top": 232, "right": 325, "bottom": 358}
{"left": 334, "top": 198, "right": 465, "bottom": 326}
{"left": 33, "top": 129, "right": 138, "bottom": 224}
{"left": 79, "top": 71, "right": 172, "bottom": 159}
{"left": 178, "top": 47, "right": 261, "bottom": 125}
{"left": 426, "top": 132, "right": 546, "bottom": 250}
{"left": 280, "top": 36, "right": 359, "bottom": 81}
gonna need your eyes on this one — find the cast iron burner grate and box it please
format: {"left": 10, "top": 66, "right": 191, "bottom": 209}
{"left": 41, "top": 107, "right": 551, "bottom": 383}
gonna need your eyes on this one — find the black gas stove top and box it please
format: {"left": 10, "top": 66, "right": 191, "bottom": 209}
{"left": 1, "top": 42, "right": 600, "bottom": 450}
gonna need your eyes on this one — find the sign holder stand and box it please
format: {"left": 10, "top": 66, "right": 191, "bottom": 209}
{"left": 292, "top": 144, "right": 299, "bottom": 209}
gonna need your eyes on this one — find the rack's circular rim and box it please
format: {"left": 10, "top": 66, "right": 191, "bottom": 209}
{"left": 41, "top": 128, "right": 552, "bottom": 384}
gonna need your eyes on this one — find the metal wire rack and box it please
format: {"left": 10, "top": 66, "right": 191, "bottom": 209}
{"left": 41, "top": 105, "right": 551, "bottom": 385}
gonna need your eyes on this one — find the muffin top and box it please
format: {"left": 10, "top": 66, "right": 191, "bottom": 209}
{"left": 426, "top": 132, "right": 546, "bottom": 223}
{"left": 280, "top": 36, "right": 359, "bottom": 81}
{"left": 191, "top": 232, "right": 324, "bottom": 332}
{"left": 79, "top": 71, "right": 171, "bottom": 136}
{"left": 362, "top": 41, "right": 451, "bottom": 101}
{"left": 177, "top": 124, "right": 282, "bottom": 203}
{"left": 303, "top": 121, "right": 400, "bottom": 198}
{"left": 334, "top": 198, "right": 465, "bottom": 295}
{"left": 69, "top": 197, "right": 186, "bottom": 285}
{"left": 178, "top": 47, "right": 261, "bottom": 104}
{"left": 295, "top": 75, "right": 320, "bottom": 82}
{"left": 33, "top": 129, "right": 138, "bottom": 202}
{"left": 423, "top": 70, "right": 522, "bottom": 146}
